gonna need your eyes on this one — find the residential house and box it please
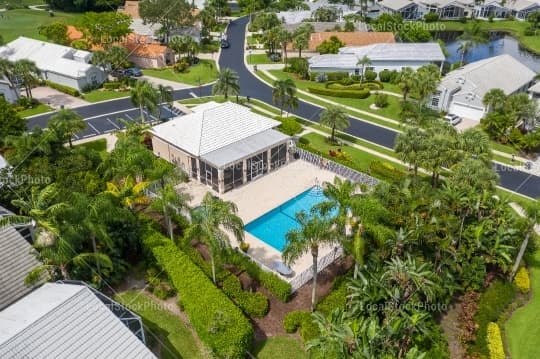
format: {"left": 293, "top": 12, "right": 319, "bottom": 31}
{"left": 309, "top": 42, "right": 446, "bottom": 75}
{"left": 0, "top": 282, "right": 155, "bottom": 358}
{"left": 379, "top": 0, "right": 420, "bottom": 20}
{"left": 297, "top": 31, "right": 395, "bottom": 53}
{"left": 416, "top": 0, "right": 475, "bottom": 19}
{"left": 506, "top": 0, "right": 540, "bottom": 20}
{"left": 0, "top": 37, "right": 106, "bottom": 92}
{"left": 283, "top": 22, "right": 369, "bottom": 33}
{"left": 474, "top": 0, "right": 509, "bottom": 19}
{"left": 0, "top": 79, "right": 18, "bottom": 103}
{"left": 430, "top": 54, "right": 536, "bottom": 120}
{"left": 150, "top": 101, "right": 291, "bottom": 193}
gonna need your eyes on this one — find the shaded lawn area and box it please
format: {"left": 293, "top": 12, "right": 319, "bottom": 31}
{"left": 505, "top": 249, "right": 540, "bottom": 359}
{"left": 74, "top": 138, "right": 107, "bottom": 154}
{"left": 17, "top": 103, "right": 52, "bottom": 117}
{"left": 82, "top": 90, "right": 131, "bottom": 103}
{"left": 247, "top": 53, "right": 282, "bottom": 65}
{"left": 0, "top": 9, "right": 82, "bottom": 42}
{"left": 0, "top": 0, "right": 44, "bottom": 6}
{"left": 142, "top": 60, "right": 219, "bottom": 85}
{"left": 252, "top": 336, "right": 308, "bottom": 359}
{"left": 116, "top": 291, "right": 206, "bottom": 359}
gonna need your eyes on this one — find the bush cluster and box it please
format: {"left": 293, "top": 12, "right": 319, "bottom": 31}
{"left": 368, "top": 161, "right": 405, "bottom": 182}
{"left": 221, "top": 274, "right": 269, "bottom": 318}
{"left": 486, "top": 323, "right": 505, "bottom": 359}
{"left": 285, "top": 57, "right": 309, "bottom": 78}
{"left": 361, "top": 80, "right": 384, "bottom": 90}
{"left": 143, "top": 229, "right": 253, "bottom": 359}
{"left": 513, "top": 267, "right": 530, "bottom": 294}
{"left": 322, "top": 71, "right": 349, "bottom": 82}
{"left": 298, "top": 137, "right": 310, "bottom": 145}
{"left": 307, "top": 86, "right": 370, "bottom": 99}
{"left": 44, "top": 80, "right": 80, "bottom": 97}
{"left": 374, "top": 93, "right": 389, "bottom": 108}
{"left": 316, "top": 275, "right": 348, "bottom": 314}
{"left": 378, "top": 69, "right": 399, "bottom": 83}
{"left": 103, "top": 82, "right": 122, "bottom": 90}
{"left": 275, "top": 116, "right": 303, "bottom": 135}
{"left": 363, "top": 70, "right": 377, "bottom": 81}
{"left": 283, "top": 310, "right": 319, "bottom": 342}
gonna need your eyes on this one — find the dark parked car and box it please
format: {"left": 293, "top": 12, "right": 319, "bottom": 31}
{"left": 268, "top": 53, "right": 282, "bottom": 62}
{"left": 220, "top": 39, "right": 230, "bottom": 48}
{"left": 110, "top": 69, "right": 126, "bottom": 78}
{"left": 125, "top": 67, "right": 143, "bottom": 77}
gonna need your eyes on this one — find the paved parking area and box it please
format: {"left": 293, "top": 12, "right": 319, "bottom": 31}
{"left": 32, "top": 86, "right": 89, "bottom": 109}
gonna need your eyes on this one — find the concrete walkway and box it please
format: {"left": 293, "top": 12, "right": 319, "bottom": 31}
{"left": 31, "top": 86, "right": 90, "bottom": 109}
{"left": 140, "top": 75, "right": 195, "bottom": 91}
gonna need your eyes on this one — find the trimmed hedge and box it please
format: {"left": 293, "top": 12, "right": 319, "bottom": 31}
{"left": 486, "top": 323, "right": 505, "bottom": 359}
{"left": 44, "top": 80, "right": 80, "bottom": 97}
{"left": 221, "top": 274, "right": 269, "bottom": 318}
{"left": 143, "top": 229, "right": 253, "bottom": 359}
{"left": 369, "top": 161, "right": 406, "bottom": 182}
{"left": 514, "top": 267, "right": 530, "bottom": 294}
{"left": 307, "top": 86, "right": 370, "bottom": 99}
{"left": 275, "top": 116, "right": 303, "bottom": 135}
{"left": 103, "top": 82, "right": 122, "bottom": 90}
{"left": 361, "top": 80, "right": 384, "bottom": 90}
{"left": 316, "top": 275, "right": 348, "bottom": 315}
{"left": 324, "top": 71, "right": 349, "bottom": 81}
{"left": 283, "top": 310, "right": 319, "bottom": 342}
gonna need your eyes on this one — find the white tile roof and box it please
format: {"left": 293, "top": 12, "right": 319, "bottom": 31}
{"left": 528, "top": 81, "right": 540, "bottom": 94}
{"left": 0, "top": 37, "right": 96, "bottom": 79}
{"left": 506, "top": 0, "right": 540, "bottom": 10}
{"left": 151, "top": 101, "right": 281, "bottom": 156}
{"left": 0, "top": 226, "right": 42, "bottom": 310}
{"left": 0, "top": 283, "right": 156, "bottom": 358}
{"left": 339, "top": 43, "right": 446, "bottom": 61}
{"left": 309, "top": 53, "right": 359, "bottom": 68}
{"left": 380, "top": 0, "right": 417, "bottom": 10}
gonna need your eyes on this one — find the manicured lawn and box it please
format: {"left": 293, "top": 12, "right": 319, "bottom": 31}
{"left": 82, "top": 90, "right": 131, "bottom": 103}
{"left": 490, "top": 140, "right": 520, "bottom": 155}
{"left": 142, "top": 60, "right": 219, "bottom": 85}
{"left": 116, "top": 291, "right": 206, "bottom": 359}
{"left": 74, "top": 138, "right": 107, "bottom": 154}
{"left": 247, "top": 53, "right": 282, "bottom": 65}
{"left": 17, "top": 103, "right": 52, "bottom": 117}
{"left": 505, "top": 249, "right": 540, "bottom": 359}
{"left": 252, "top": 336, "right": 308, "bottom": 359}
{"left": 0, "top": 9, "right": 82, "bottom": 42}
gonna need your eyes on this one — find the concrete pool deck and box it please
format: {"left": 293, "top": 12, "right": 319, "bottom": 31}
{"left": 177, "top": 159, "right": 343, "bottom": 290}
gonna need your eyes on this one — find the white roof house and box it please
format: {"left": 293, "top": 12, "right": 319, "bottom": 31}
{"left": 151, "top": 101, "right": 291, "bottom": 193}
{"left": 309, "top": 43, "right": 445, "bottom": 74}
{"left": 0, "top": 37, "right": 106, "bottom": 91}
{"left": 0, "top": 283, "right": 156, "bottom": 358}
{"left": 431, "top": 54, "right": 536, "bottom": 120}
{"left": 0, "top": 79, "right": 18, "bottom": 104}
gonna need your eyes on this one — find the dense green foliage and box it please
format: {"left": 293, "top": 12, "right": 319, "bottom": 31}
{"left": 275, "top": 116, "right": 303, "bottom": 135}
{"left": 283, "top": 310, "right": 319, "bottom": 341}
{"left": 44, "top": 80, "right": 80, "bottom": 97}
{"left": 307, "top": 86, "right": 370, "bottom": 99}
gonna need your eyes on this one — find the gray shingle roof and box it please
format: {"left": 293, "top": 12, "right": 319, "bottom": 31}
{"left": 0, "top": 283, "right": 156, "bottom": 358}
{"left": 0, "top": 226, "right": 42, "bottom": 310}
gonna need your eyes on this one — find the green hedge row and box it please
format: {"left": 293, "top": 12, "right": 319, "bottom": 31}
{"left": 316, "top": 275, "right": 348, "bottom": 315}
{"left": 222, "top": 275, "right": 269, "bottom": 318}
{"left": 283, "top": 310, "right": 319, "bottom": 343}
{"left": 307, "top": 86, "right": 370, "bottom": 99}
{"left": 44, "top": 80, "right": 80, "bottom": 97}
{"left": 368, "top": 161, "right": 406, "bottom": 182}
{"left": 103, "top": 82, "right": 122, "bottom": 90}
{"left": 143, "top": 230, "right": 253, "bottom": 359}
{"left": 275, "top": 116, "right": 303, "bottom": 136}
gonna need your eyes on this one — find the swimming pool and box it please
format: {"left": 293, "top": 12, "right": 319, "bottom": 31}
{"left": 244, "top": 186, "right": 331, "bottom": 252}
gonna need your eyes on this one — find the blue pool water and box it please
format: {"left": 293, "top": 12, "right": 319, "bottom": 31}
{"left": 245, "top": 186, "right": 331, "bottom": 252}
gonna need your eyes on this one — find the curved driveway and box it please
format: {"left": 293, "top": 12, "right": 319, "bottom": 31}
{"left": 27, "top": 16, "right": 540, "bottom": 199}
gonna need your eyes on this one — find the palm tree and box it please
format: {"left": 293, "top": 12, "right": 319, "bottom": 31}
{"left": 13, "top": 59, "right": 40, "bottom": 99}
{"left": 0, "top": 58, "right": 16, "bottom": 89}
{"left": 212, "top": 68, "right": 240, "bottom": 100}
{"left": 157, "top": 84, "right": 173, "bottom": 120}
{"left": 185, "top": 192, "right": 244, "bottom": 283}
{"left": 394, "top": 126, "right": 427, "bottom": 176}
{"left": 104, "top": 175, "right": 150, "bottom": 210}
{"left": 48, "top": 108, "right": 87, "bottom": 148}
{"left": 272, "top": 78, "right": 298, "bottom": 116}
{"left": 150, "top": 184, "right": 191, "bottom": 240}
{"left": 292, "top": 30, "right": 310, "bottom": 58}
{"left": 458, "top": 40, "right": 473, "bottom": 65}
{"left": 130, "top": 80, "right": 159, "bottom": 121}
{"left": 283, "top": 210, "right": 339, "bottom": 311}
{"left": 509, "top": 202, "right": 540, "bottom": 280}
{"left": 319, "top": 105, "right": 350, "bottom": 143}
{"left": 483, "top": 88, "right": 506, "bottom": 112}
{"left": 356, "top": 55, "right": 371, "bottom": 82}
{"left": 397, "top": 67, "right": 415, "bottom": 101}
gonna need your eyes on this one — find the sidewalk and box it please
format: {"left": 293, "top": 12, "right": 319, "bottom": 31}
{"left": 140, "top": 75, "right": 195, "bottom": 91}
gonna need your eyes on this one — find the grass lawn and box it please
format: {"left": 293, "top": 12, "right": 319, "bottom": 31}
{"left": 247, "top": 53, "right": 282, "bottom": 65}
{"left": 116, "top": 291, "right": 206, "bottom": 359}
{"left": 74, "top": 138, "right": 107, "bottom": 154}
{"left": 82, "top": 89, "right": 131, "bottom": 103}
{"left": 252, "top": 337, "right": 308, "bottom": 359}
{"left": 0, "top": 9, "right": 82, "bottom": 42}
{"left": 490, "top": 140, "right": 520, "bottom": 155}
{"left": 17, "top": 103, "right": 52, "bottom": 117}
{"left": 505, "top": 249, "right": 540, "bottom": 359}
{"left": 0, "top": 0, "right": 44, "bottom": 6}
{"left": 142, "top": 60, "right": 219, "bottom": 85}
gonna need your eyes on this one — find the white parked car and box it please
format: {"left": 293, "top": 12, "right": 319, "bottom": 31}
{"left": 443, "top": 114, "right": 462, "bottom": 126}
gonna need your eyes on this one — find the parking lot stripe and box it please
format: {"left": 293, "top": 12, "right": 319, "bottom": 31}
{"left": 107, "top": 118, "right": 121, "bottom": 129}
{"left": 87, "top": 122, "right": 100, "bottom": 134}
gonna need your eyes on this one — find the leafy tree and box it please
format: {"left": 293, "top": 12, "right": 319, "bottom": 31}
{"left": 212, "top": 68, "right": 240, "bottom": 99}
{"left": 0, "top": 98, "right": 25, "bottom": 149}
{"left": 149, "top": 183, "right": 191, "bottom": 240}
{"left": 395, "top": 126, "right": 426, "bottom": 176}
{"left": 38, "top": 22, "right": 69, "bottom": 45}
{"left": 316, "top": 35, "right": 344, "bottom": 54}
{"left": 130, "top": 80, "right": 159, "bottom": 121}
{"left": 44, "top": 0, "right": 124, "bottom": 11}
{"left": 413, "top": 64, "right": 440, "bottom": 104}
{"left": 320, "top": 105, "right": 350, "bottom": 142}
{"left": 397, "top": 67, "right": 415, "bottom": 101}
{"left": 278, "top": 27, "right": 292, "bottom": 66}
{"left": 356, "top": 55, "right": 371, "bottom": 82}
{"left": 283, "top": 210, "right": 339, "bottom": 311}
{"left": 312, "top": 7, "right": 338, "bottom": 22}
{"left": 527, "top": 10, "right": 540, "bottom": 29}
{"left": 0, "top": 58, "right": 16, "bottom": 89}
{"left": 399, "top": 23, "right": 432, "bottom": 42}
{"left": 13, "top": 59, "right": 40, "bottom": 99}
{"left": 105, "top": 175, "right": 150, "bottom": 210}
{"left": 262, "top": 26, "right": 282, "bottom": 55}
{"left": 185, "top": 192, "right": 244, "bottom": 283}
{"left": 140, "top": 0, "right": 194, "bottom": 38}
{"left": 448, "top": 158, "right": 499, "bottom": 193}
{"left": 483, "top": 88, "right": 506, "bottom": 112}
{"left": 292, "top": 24, "right": 313, "bottom": 58}
{"left": 48, "top": 109, "right": 86, "bottom": 148}
{"left": 249, "top": 12, "right": 280, "bottom": 32}
{"left": 78, "top": 12, "right": 132, "bottom": 49}
{"left": 272, "top": 78, "right": 298, "bottom": 116}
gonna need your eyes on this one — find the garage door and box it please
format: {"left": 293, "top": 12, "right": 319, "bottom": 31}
{"left": 448, "top": 103, "right": 484, "bottom": 121}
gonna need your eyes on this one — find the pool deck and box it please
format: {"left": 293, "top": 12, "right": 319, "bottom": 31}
{"left": 177, "top": 160, "right": 342, "bottom": 288}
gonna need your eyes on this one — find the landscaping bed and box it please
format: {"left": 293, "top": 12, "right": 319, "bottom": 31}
{"left": 142, "top": 59, "right": 219, "bottom": 85}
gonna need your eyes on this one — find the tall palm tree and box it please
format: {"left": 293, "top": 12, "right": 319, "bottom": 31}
{"left": 510, "top": 202, "right": 540, "bottom": 280}
{"left": 272, "top": 78, "right": 298, "bottom": 116}
{"left": 0, "top": 58, "right": 16, "bottom": 89}
{"left": 130, "top": 80, "right": 159, "bottom": 121}
{"left": 48, "top": 108, "right": 87, "bottom": 148}
{"left": 483, "top": 88, "right": 506, "bottom": 112}
{"left": 185, "top": 192, "right": 245, "bottom": 283}
{"left": 356, "top": 55, "right": 371, "bottom": 82}
{"left": 150, "top": 184, "right": 191, "bottom": 240}
{"left": 283, "top": 210, "right": 339, "bottom": 311}
{"left": 157, "top": 84, "right": 173, "bottom": 120}
{"left": 319, "top": 105, "right": 350, "bottom": 143}
{"left": 14, "top": 59, "right": 40, "bottom": 99}
{"left": 458, "top": 40, "right": 473, "bottom": 65}
{"left": 394, "top": 126, "right": 427, "bottom": 176}
{"left": 278, "top": 28, "right": 291, "bottom": 66}
{"left": 212, "top": 68, "right": 240, "bottom": 100}
{"left": 292, "top": 29, "right": 310, "bottom": 58}
{"left": 397, "top": 67, "right": 415, "bottom": 101}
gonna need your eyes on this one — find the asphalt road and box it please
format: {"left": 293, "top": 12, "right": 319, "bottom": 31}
{"left": 26, "top": 16, "right": 540, "bottom": 199}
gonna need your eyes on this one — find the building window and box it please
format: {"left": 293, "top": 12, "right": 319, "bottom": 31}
{"left": 270, "top": 143, "right": 287, "bottom": 171}
{"left": 431, "top": 91, "right": 441, "bottom": 107}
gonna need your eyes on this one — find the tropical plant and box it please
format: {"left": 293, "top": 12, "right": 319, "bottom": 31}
{"left": 212, "top": 68, "right": 240, "bottom": 99}
{"left": 397, "top": 67, "right": 415, "bottom": 101}
{"left": 458, "top": 40, "right": 473, "bottom": 65}
{"left": 47, "top": 109, "right": 87, "bottom": 148}
{"left": 319, "top": 105, "right": 350, "bottom": 143}
{"left": 292, "top": 24, "right": 313, "bottom": 58}
{"left": 13, "top": 59, "right": 40, "bottom": 99}
{"left": 272, "top": 78, "right": 298, "bottom": 116}
{"left": 394, "top": 126, "right": 426, "bottom": 176}
{"left": 509, "top": 201, "right": 540, "bottom": 280}
{"left": 104, "top": 175, "right": 150, "bottom": 210}
{"left": 157, "top": 84, "right": 173, "bottom": 120}
{"left": 356, "top": 55, "right": 371, "bottom": 82}
{"left": 149, "top": 184, "right": 191, "bottom": 240}
{"left": 130, "top": 80, "right": 159, "bottom": 121}
{"left": 483, "top": 88, "right": 506, "bottom": 112}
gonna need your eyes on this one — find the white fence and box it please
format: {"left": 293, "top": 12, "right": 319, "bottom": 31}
{"left": 289, "top": 246, "right": 344, "bottom": 292}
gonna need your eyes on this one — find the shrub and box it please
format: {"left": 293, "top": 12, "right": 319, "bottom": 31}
{"left": 153, "top": 282, "right": 175, "bottom": 300}
{"left": 361, "top": 80, "right": 384, "bottom": 90}
{"left": 340, "top": 77, "right": 354, "bottom": 86}
{"left": 286, "top": 57, "right": 309, "bottom": 78}
{"left": 307, "top": 86, "right": 370, "bottom": 99}
{"left": 486, "top": 323, "right": 505, "bottom": 359}
{"left": 514, "top": 267, "right": 530, "bottom": 294}
{"left": 524, "top": 27, "right": 535, "bottom": 36}
{"left": 363, "top": 70, "right": 377, "bottom": 81}
{"left": 299, "top": 137, "right": 310, "bottom": 145}
{"left": 221, "top": 274, "right": 269, "bottom": 318}
{"left": 44, "top": 80, "right": 80, "bottom": 97}
{"left": 283, "top": 310, "right": 319, "bottom": 342}
{"left": 374, "top": 93, "right": 389, "bottom": 108}
{"left": 378, "top": 69, "right": 393, "bottom": 83}
{"left": 173, "top": 59, "right": 190, "bottom": 73}
{"left": 142, "top": 229, "right": 253, "bottom": 358}
{"left": 350, "top": 74, "right": 360, "bottom": 81}
{"left": 369, "top": 161, "right": 405, "bottom": 182}
{"left": 325, "top": 72, "right": 349, "bottom": 81}
{"left": 316, "top": 275, "right": 348, "bottom": 314}
{"left": 103, "top": 82, "right": 122, "bottom": 90}
{"left": 276, "top": 116, "right": 302, "bottom": 135}
{"left": 283, "top": 310, "right": 306, "bottom": 333}
{"left": 424, "top": 12, "right": 439, "bottom": 22}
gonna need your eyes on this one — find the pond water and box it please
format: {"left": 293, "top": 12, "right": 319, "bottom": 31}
{"left": 437, "top": 32, "right": 540, "bottom": 72}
